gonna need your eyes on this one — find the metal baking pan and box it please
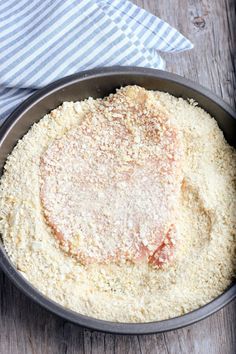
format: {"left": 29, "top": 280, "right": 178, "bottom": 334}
{"left": 0, "top": 67, "right": 235, "bottom": 334}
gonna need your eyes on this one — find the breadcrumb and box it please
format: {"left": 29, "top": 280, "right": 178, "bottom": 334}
{"left": 0, "top": 86, "right": 235, "bottom": 323}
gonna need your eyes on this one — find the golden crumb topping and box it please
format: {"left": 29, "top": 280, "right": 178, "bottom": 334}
{"left": 0, "top": 86, "right": 235, "bottom": 323}
{"left": 40, "top": 86, "right": 182, "bottom": 265}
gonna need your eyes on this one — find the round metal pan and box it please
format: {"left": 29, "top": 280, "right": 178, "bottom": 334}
{"left": 0, "top": 67, "right": 235, "bottom": 335}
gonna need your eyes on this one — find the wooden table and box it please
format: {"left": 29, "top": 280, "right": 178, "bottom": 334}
{"left": 0, "top": 1, "right": 235, "bottom": 353}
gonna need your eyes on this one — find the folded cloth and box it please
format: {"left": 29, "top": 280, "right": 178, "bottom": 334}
{"left": 0, "top": 0, "right": 193, "bottom": 123}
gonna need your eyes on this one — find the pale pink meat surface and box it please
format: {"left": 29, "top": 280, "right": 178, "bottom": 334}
{"left": 40, "top": 87, "right": 182, "bottom": 266}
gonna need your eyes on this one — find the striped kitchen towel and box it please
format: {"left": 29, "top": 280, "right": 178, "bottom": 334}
{"left": 0, "top": 0, "right": 193, "bottom": 123}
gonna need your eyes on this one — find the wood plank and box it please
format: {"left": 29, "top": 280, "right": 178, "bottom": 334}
{"left": 0, "top": 0, "right": 235, "bottom": 353}
{"left": 135, "top": 0, "right": 236, "bottom": 108}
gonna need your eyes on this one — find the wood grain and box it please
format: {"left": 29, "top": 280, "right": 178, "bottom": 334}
{"left": 0, "top": 1, "right": 235, "bottom": 353}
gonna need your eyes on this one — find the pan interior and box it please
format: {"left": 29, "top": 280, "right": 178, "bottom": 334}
{"left": 0, "top": 68, "right": 235, "bottom": 334}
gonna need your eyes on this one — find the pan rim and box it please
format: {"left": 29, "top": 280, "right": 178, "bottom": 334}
{"left": 0, "top": 66, "right": 236, "bottom": 335}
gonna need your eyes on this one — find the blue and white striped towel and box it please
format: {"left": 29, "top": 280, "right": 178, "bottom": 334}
{"left": 0, "top": 0, "right": 193, "bottom": 123}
